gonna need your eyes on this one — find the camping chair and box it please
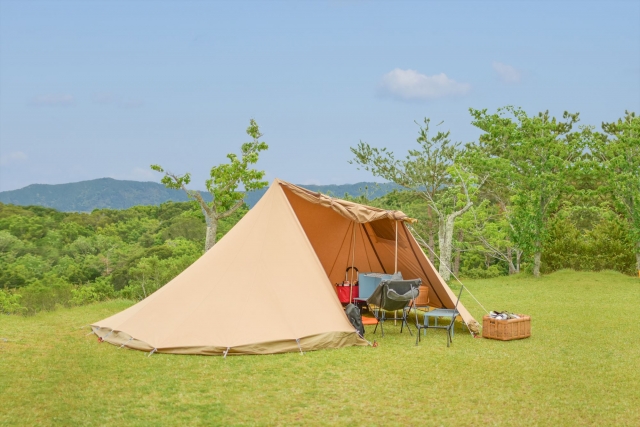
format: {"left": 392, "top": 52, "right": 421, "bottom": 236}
{"left": 415, "top": 285, "right": 464, "bottom": 347}
{"left": 367, "top": 279, "right": 421, "bottom": 337}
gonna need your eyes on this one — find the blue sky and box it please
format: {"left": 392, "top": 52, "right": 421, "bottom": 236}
{"left": 1, "top": 0, "right": 638, "bottom": 191}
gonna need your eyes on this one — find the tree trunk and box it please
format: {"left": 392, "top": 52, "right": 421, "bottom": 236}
{"left": 507, "top": 247, "right": 516, "bottom": 275}
{"left": 515, "top": 250, "right": 521, "bottom": 274}
{"left": 438, "top": 215, "right": 456, "bottom": 281}
{"left": 204, "top": 215, "right": 218, "bottom": 252}
{"left": 533, "top": 251, "right": 541, "bottom": 277}
{"left": 636, "top": 244, "right": 640, "bottom": 275}
{"left": 453, "top": 230, "right": 462, "bottom": 276}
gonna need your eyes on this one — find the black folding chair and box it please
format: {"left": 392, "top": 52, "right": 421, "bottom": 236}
{"left": 415, "top": 285, "right": 464, "bottom": 347}
{"left": 367, "top": 279, "right": 421, "bottom": 337}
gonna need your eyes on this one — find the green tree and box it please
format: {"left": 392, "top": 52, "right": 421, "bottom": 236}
{"left": 470, "top": 107, "right": 581, "bottom": 276}
{"left": 151, "top": 119, "right": 268, "bottom": 252}
{"left": 463, "top": 199, "right": 523, "bottom": 275}
{"left": 351, "top": 119, "right": 483, "bottom": 281}
{"left": 592, "top": 111, "right": 640, "bottom": 273}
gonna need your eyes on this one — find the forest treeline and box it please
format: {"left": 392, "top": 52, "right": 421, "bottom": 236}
{"left": 0, "top": 201, "right": 246, "bottom": 314}
{"left": 351, "top": 107, "right": 639, "bottom": 280}
{"left": 0, "top": 190, "right": 634, "bottom": 315}
{"left": 1, "top": 108, "right": 638, "bottom": 315}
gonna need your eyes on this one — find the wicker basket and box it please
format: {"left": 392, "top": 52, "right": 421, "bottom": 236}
{"left": 482, "top": 314, "right": 531, "bottom": 341}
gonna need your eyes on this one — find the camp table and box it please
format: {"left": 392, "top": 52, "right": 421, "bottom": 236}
{"left": 421, "top": 308, "right": 458, "bottom": 338}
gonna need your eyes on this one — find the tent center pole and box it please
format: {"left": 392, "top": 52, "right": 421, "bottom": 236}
{"left": 395, "top": 220, "right": 398, "bottom": 273}
{"left": 349, "top": 222, "right": 356, "bottom": 303}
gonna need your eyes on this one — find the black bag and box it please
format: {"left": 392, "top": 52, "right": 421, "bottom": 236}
{"left": 345, "top": 303, "right": 365, "bottom": 337}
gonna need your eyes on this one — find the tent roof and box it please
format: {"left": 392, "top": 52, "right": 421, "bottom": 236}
{"left": 277, "top": 179, "right": 417, "bottom": 224}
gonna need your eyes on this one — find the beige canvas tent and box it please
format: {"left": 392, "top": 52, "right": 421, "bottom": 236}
{"left": 92, "top": 179, "right": 479, "bottom": 355}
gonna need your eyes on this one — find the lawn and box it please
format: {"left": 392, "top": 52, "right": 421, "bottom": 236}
{"left": 1, "top": 270, "right": 639, "bottom": 426}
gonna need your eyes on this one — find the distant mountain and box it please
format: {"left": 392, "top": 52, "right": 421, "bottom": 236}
{"left": 0, "top": 178, "right": 404, "bottom": 212}
{"left": 0, "top": 178, "right": 211, "bottom": 212}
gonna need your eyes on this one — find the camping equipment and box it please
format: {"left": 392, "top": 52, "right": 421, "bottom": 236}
{"left": 336, "top": 283, "right": 359, "bottom": 303}
{"left": 344, "top": 303, "right": 365, "bottom": 337}
{"left": 336, "top": 267, "right": 359, "bottom": 303}
{"left": 367, "top": 279, "right": 421, "bottom": 337}
{"left": 489, "top": 311, "right": 520, "bottom": 320}
{"left": 357, "top": 272, "right": 397, "bottom": 299}
{"left": 483, "top": 314, "right": 531, "bottom": 341}
{"left": 415, "top": 285, "right": 464, "bottom": 347}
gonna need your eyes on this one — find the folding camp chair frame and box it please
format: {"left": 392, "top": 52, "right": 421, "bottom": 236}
{"left": 371, "top": 282, "right": 413, "bottom": 337}
{"left": 415, "top": 285, "right": 464, "bottom": 347}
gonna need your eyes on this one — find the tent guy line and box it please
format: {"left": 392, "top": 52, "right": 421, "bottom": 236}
{"left": 409, "top": 225, "right": 490, "bottom": 318}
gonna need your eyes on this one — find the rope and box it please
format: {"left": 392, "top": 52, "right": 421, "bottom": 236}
{"left": 457, "top": 284, "right": 488, "bottom": 316}
{"left": 147, "top": 348, "right": 157, "bottom": 357}
{"left": 120, "top": 337, "right": 133, "bottom": 348}
{"left": 223, "top": 347, "right": 230, "bottom": 358}
{"left": 409, "top": 225, "right": 490, "bottom": 316}
{"left": 295, "top": 338, "right": 304, "bottom": 355}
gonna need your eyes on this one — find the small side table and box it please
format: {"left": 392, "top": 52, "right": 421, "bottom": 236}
{"left": 422, "top": 309, "right": 459, "bottom": 338}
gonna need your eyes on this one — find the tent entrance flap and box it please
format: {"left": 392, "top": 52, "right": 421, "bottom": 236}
{"left": 280, "top": 180, "right": 479, "bottom": 331}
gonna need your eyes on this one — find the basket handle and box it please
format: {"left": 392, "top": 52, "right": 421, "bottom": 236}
{"left": 345, "top": 266, "right": 359, "bottom": 282}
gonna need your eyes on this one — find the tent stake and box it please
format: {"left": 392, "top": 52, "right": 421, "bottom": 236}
{"left": 147, "top": 348, "right": 157, "bottom": 357}
{"left": 295, "top": 338, "right": 304, "bottom": 355}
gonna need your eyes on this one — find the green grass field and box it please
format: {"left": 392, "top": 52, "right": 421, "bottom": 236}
{"left": 1, "top": 270, "right": 639, "bottom": 426}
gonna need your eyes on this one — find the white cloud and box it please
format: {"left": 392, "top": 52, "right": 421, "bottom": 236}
{"left": 379, "top": 68, "right": 471, "bottom": 100}
{"left": 30, "top": 94, "right": 75, "bottom": 106}
{"left": 0, "top": 151, "right": 28, "bottom": 166}
{"left": 492, "top": 61, "right": 521, "bottom": 83}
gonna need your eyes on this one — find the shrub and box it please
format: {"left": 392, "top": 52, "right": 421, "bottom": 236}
{"left": 0, "top": 289, "right": 25, "bottom": 315}
{"left": 71, "top": 277, "right": 115, "bottom": 305}
{"left": 461, "top": 265, "right": 503, "bottom": 279}
{"left": 19, "top": 275, "right": 74, "bottom": 314}
{"left": 542, "top": 215, "right": 636, "bottom": 275}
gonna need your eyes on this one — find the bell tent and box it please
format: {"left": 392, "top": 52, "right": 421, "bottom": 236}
{"left": 92, "top": 179, "right": 479, "bottom": 355}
